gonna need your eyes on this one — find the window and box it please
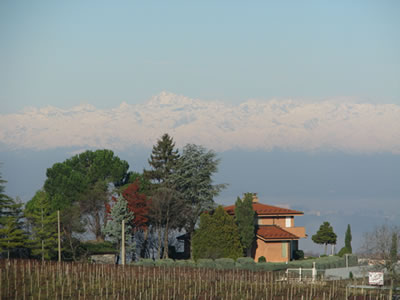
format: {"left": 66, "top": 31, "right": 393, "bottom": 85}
{"left": 282, "top": 242, "right": 287, "bottom": 258}
{"left": 285, "top": 217, "right": 291, "bottom": 228}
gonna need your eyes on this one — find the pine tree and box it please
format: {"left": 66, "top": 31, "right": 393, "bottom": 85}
{"left": 192, "top": 206, "right": 243, "bottom": 260}
{"left": 25, "top": 190, "right": 58, "bottom": 261}
{"left": 0, "top": 171, "right": 26, "bottom": 258}
{"left": 102, "top": 195, "right": 135, "bottom": 261}
{"left": 0, "top": 199, "right": 25, "bottom": 258}
{"left": 235, "top": 193, "right": 255, "bottom": 257}
{"left": 145, "top": 133, "right": 180, "bottom": 187}
{"left": 0, "top": 170, "right": 14, "bottom": 220}
{"left": 312, "top": 221, "right": 337, "bottom": 255}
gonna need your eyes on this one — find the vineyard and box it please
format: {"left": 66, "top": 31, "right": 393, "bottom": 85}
{"left": 0, "top": 259, "right": 393, "bottom": 300}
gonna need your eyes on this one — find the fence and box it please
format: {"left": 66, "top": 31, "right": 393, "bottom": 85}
{"left": 285, "top": 262, "right": 324, "bottom": 282}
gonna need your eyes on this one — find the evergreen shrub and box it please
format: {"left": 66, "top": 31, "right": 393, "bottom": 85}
{"left": 258, "top": 256, "right": 266, "bottom": 263}
{"left": 81, "top": 241, "right": 118, "bottom": 255}
{"left": 338, "top": 246, "right": 351, "bottom": 257}
{"left": 192, "top": 207, "right": 243, "bottom": 260}
{"left": 293, "top": 250, "right": 304, "bottom": 260}
{"left": 237, "top": 257, "right": 255, "bottom": 265}
{"left": 215, "top": 258, "right": 235, "bottom": 269}
{"left": 197, "top": 258, "right": 216, "bottom": 269}
{"left": 155, "top": 258, "right": 175, "bottom": 267}
{"left": 136, "top": 258, "right": 155, "bottom": 266}
{"left": 186, "top": 260, "right": 196, "bottom": 268}
{"left": 236, "top": 257, "right": 256, "bottom": 270}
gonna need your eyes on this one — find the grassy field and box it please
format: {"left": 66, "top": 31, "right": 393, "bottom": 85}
{"left": 0, "top": 259, "right": 393, "bottom": 299}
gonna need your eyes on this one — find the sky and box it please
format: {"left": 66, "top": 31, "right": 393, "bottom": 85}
{"left": 0, "top": 1, "right": 399, "bottom": 253}
{"left": 1, "top": 1, "right": 400, "bottom": 113}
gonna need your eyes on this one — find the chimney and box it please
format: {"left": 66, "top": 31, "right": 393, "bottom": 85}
{"left": 252, "top": 193, "right": 258, "bottom": 203}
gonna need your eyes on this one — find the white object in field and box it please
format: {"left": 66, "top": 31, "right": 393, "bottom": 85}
{"left": 368, "top": 272, "right": 384, "bottom": 286}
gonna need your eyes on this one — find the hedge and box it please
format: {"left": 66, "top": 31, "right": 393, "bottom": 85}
{"left": 154, "top": 258, "right": 175, "bottom": 267}
{"left": 132, "top": 254, "right": 358, "bottom": 271}
{"left": 215, "top": 258, "right": 236, "bottom": 270}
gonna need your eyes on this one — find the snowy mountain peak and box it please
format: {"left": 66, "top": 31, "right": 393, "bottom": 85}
{"left": 147, "top": 91, "right": 197, "bottom": 108}
{"left": 0, "top": 93, "right": 399, "bottom": 153}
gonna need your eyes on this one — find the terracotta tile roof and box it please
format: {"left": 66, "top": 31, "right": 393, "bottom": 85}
{"left": 224, "top": 202, "right": 303, "bottom": 216}
{"left": 256, "top": 225, "right": 299, "bottom": 240}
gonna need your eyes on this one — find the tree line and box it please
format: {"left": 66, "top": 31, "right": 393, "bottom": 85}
{"left": 1, "top": 133, "right": 398, "bottom": 265}
{"left": 0, "top": 134, "right": 230, "bottom": 261}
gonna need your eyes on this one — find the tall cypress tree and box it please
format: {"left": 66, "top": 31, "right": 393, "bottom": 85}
{"left": 345, "top": 224, "right": 352, "bottom": 253}
{"left": 145, "top": 133, "right": 180, "bottom": 187}
{"left": 235, "top": 193, "right": 255, "bottom": 257}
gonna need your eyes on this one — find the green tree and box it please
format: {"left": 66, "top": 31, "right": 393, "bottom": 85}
{"left": 44, "top": 149, "right": 129, "bottom": 240}
{"left": 192, "top": 206, "right": 243, "bottom": 260}
{"left": 171, "top": 144, "right": 226, "bottom": 258}
{"left": 345, "top": 224, "right": 352, "bottom": 253}
{"left": 79, "top": 181, "right": 110, "bottom": 241}
{"left": 312, "top": 221, "right": 337, "bottom": 255}
{"left": 0, "top": 169, "right": 14, "bottom": 222}
{"left": 25, "top": 190, "right": 58, "bottom": 261}
{"left": 338, "top": 224, "right": 352, "bottom": 257}
{"left": 235, "top": 193, "right": 255, "bottom": 257}
{"left": 144, "top": 134, "right": 181, "bottom": 259}
{"left": 0, "top": 170, "right": 26, "bottom": 258}
{"left": 102, "top": 195, "right": 134, "bottom": 263}
{"left": 144, "top": 133, "right": 180, "bottom": 187}
{"left": 0, "top": 199, "right": 25, "bottom": 259}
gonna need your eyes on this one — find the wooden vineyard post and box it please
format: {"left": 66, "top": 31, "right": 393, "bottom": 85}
{"left": 58, "top": 210, "right": 61, "bottom": 262}
{"left": 121, "top": 220, "right": 125, "bottom": 265}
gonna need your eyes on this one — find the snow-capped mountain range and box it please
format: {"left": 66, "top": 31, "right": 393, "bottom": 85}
{"left": 1, "top": 91, "right": 400, "bottom": 153}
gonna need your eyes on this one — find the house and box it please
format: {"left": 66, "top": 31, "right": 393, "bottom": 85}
{"left": 224, "top": 194, "right": 306, "bottom": 263}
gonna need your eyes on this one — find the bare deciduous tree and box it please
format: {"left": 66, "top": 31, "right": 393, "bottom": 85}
{"left": 148, "top": 187, "right": 188, "bottom": 259}
{"left": 361, "top": 224, "right": 400, "bottom": 297}
{"left": 361, "top": 224, "right": 399, "bottom": 261}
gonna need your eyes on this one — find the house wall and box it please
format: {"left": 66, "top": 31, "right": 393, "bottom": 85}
{"left": 285, "top": 227, "right": 306, "bottom": 238}
{"left": 254, "top": 240, "right": 290, "bottom": 263}
{"left": 257, "top": 216, "right": 306, "bottom": 238}
{"left": 258, "top": 216, "right": 293, "bottom": 227}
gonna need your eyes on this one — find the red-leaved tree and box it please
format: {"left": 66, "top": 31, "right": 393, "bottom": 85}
{"left": 122, "top": 180, "right": 150, "bottom": 231}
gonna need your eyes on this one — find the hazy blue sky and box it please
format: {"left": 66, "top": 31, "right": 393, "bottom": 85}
{"left": 1, "top": 1, "right": 399, "bottom": 253}
{"left": 1, "top": 1, "right": 400, "bottom": 113}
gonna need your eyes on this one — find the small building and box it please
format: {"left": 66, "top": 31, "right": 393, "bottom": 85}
{"left": 224, "top": 194, "right": 306, "bottom": 262}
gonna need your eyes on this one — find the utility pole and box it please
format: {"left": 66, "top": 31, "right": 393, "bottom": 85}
{"left": 57, "top": 210, "right": 61, "bottom": 262}
{"left": 121, "top": 219, "right": 125, "bottom": 265}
